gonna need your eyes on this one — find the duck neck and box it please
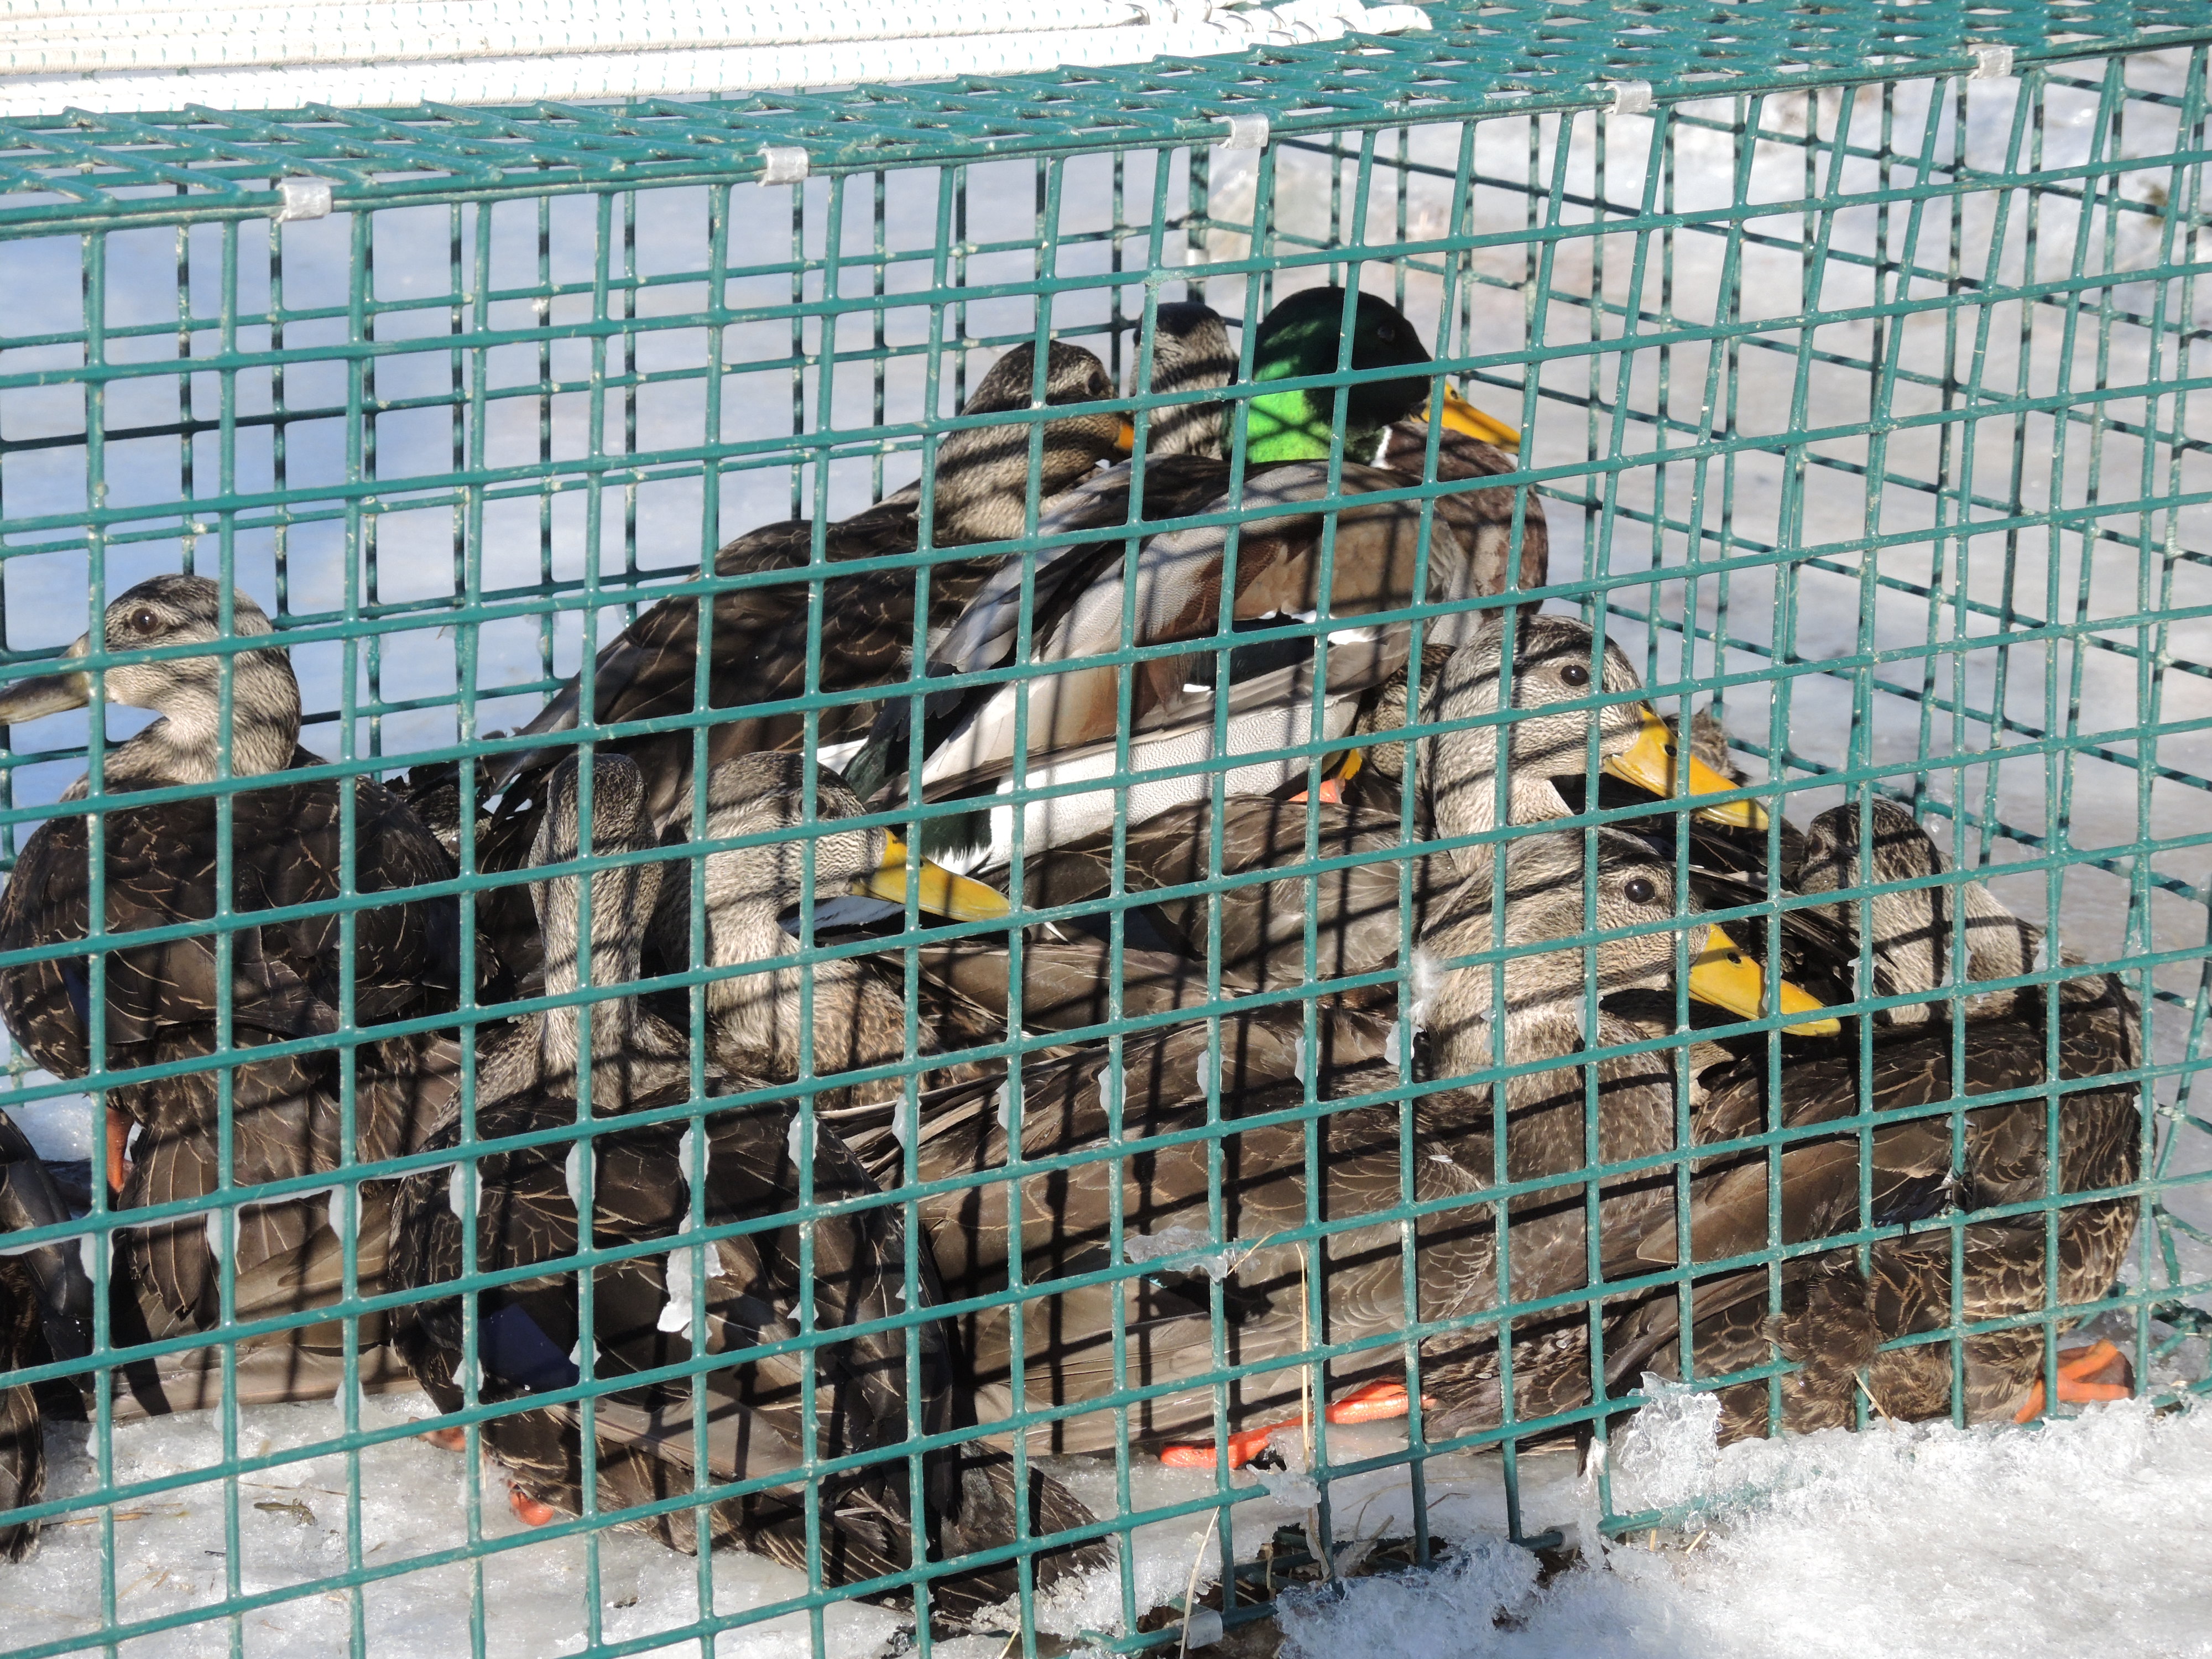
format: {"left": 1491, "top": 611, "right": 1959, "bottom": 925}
{"left": 537, "top": 864, "right": 644, "bottom": 1085}
{"left": 1430, "top": 994, "right": 1585, "bottom": 1095}
{"left": 1241, "top": 387, "right": 1389, "bottom": 467}
{"left": 703, "top": 888, "right": 868, "bottom": 1078}
{"left": 924, "top": 426, "right": 1092, "bottom": 547}
{"left": 108, "top": 646, "right": 300, "bottom": 788}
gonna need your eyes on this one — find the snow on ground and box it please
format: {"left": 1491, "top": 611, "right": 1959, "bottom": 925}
{"left": 1277, "top": 1391, "right": 2212, "bottom": 1659}
{"left": 13, "top": 1387, "right": 2201, "bottom": 1658}
{"left": 0, "top": 1397, "right": 1589, "bottom": 1656}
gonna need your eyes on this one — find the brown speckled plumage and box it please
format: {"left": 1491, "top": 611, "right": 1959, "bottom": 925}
{"left": 389, "top": 755, "right": 1103, "bottom": 1620}
{"left": 0, "top": 578, "right": 460, "bottom": 1415}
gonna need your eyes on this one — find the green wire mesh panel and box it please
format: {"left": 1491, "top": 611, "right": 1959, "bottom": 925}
{"left": 0, "top": 4, "right": 2206, "bottom": 1654}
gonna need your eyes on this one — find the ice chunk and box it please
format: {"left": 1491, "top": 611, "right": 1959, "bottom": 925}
{"left": 446, "top": 1162, "right": 467, "bottom": 1218}
{"left": 658, "top": 1246, "right": 695, "bottom": 1337}
{"left": 1292, "top": 1033, "right": 1308, "bottom": 1084}
{"left": 1125, "top": 1225, "right": 1240, "bottom": 1282}
{"left": 994, "top": 1082, "right": 1013, "bottom": 1134}
{"left": 204, "top": 1207, "right": 227, "bottom": 1265}
{"left": 1276, "top": 1538, "right": 1540, "bottom": 1659}
{"left": 677, "top": 1123, "right": 702, "bottom": 1188}
{"left": 562, "top": 1140, "right": 587, "bottom": 1207}
{"left": 786, "top": 1112, "right": 807, "bottom": 1166}
{"left": 1253, "top": 1463, "right": 1322, "bottom": 1510}
{"left": 1182, "top": 1607, "right": 1223, "bottom": 1649}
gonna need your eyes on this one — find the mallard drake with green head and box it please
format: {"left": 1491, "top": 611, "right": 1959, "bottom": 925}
{"left": 858, "top": 291, "right": 1544, "bottom": 865}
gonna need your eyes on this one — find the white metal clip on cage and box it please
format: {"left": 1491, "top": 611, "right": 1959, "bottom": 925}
{"left": 1605, "top": 79, "right": 1655, "bottom": 115}
{"left": 273, "top": 176, "right": 333, "bottom": 222}
{"left": 759, "top": 144, "right": 809, "bottom": 185}
{"left": 1968, "top": 41, "right": 2016, "bottom": 79}
{"left": 1218, "top": 112, "right": 1270, "bottom": 150}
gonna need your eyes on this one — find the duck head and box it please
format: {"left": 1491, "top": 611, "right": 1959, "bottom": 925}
{"left": 1798, "top": 796, "right": 2046, "bottom": 1021}
{"left": 1419, "top": 614, "right": 1765, "bottom": 839}
{"left": 1241, "top": 287, "right": 1520, "bottom": 463}
{"left": 0, "top": 575, "right": 300, "bottom": 785}
{"left": 1422, "top": 828, "right": 1836, "bottom": 1076}
{"left": 927, "top": 341, "right": 1125, "bottom": 545}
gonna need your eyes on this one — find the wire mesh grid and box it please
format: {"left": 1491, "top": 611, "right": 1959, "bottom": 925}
{"left": 0, "top": 27, "right": 2203, "bottom": 1659}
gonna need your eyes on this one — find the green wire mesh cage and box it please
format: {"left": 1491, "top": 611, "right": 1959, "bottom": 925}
{"left": 0, "top": 2, "right": 2206, "bottom": 1653}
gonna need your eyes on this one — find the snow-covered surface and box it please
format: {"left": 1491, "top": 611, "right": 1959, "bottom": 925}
{"left": 1277, "top": 1390, "right": 2212, "bottom": 1659}
{"left": 0, "top": 1399, "right": 1588, "bottom": 1655}
{"left": 14, "top": 1389, "right": 2207, "bottom": 1657}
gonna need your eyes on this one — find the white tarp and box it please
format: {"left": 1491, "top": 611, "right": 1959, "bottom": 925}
{"left": 0, "top": 0, "right": 1431, "bottom": 116}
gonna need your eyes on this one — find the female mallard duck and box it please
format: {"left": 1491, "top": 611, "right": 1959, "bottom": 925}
{"left": 0, "top": 576, "right": 458, "bottom": 1413}
{"left": 1419, "top": 798, "right": 2140, "bottom": 1444}
{"left": 1003, "top": 613, "right": 1761, "bottom": 996}
{"left": 391, "top": 754, "right": 1104, "bottom": 1619}
{"left": 478, "top": 341, "right": 1128, "bottom": 847}
{"left": 1679, "top": 797, "right": 2140, "bottom": 1435}
{"left": 858, "top": 290, "right": 1542, "bottom": 864}
{"left": 887, "top": 826, "right": 1829, "bottom": 1463}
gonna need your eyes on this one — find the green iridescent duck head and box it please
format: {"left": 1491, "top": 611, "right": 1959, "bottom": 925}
{"left": 1241, "top": 286, "right": 1519, "bottom": 465}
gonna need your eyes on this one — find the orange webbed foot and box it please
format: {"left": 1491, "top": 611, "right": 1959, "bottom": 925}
{"left": 1324, "top": 1379, "right": 1434, "bottom": 1425}
{"left": 2012, "top": 1340, "right": 2135, "bottom": 1422}
{"left": 420, "top": 1427, "right": 468, "bottom": 1453}
{"left": 508, "top": 1484, "right": 560, "bottom": 1527}
{"left": 1161, "top": 1381, "right": 1443, "bottom": 1465}
{"left": 1161, "top": 1418, "right": 1297, "bottom": 1470}
{"left": 105, "top": 1108, "right": 134, "bottom": 1197}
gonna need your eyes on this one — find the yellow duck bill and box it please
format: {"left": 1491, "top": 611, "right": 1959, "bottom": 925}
{"left": 1426, "top": 383, "right": 1521, "bottom": 451}
{"left": 1603, "top": 707, "right": 1768, "bottom": 829}
{"left": 1686, "top": 926, "right": 1841, "bottom": 1036}
{"left": 856, "top": 836, "right": 1013, "bottom": 922}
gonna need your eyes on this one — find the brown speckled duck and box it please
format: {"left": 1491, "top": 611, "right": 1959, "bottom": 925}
{"left": 390, "top": 754, "right": 1104, "bottom": 1622}
{"left": 1416, "top": 798, "right": 2140, "bottom": 1446}
{"left": 0, "top": 576, "right": 459, "bottom": 1415}
{"left": 854, "top": 291, "right": 1541, "bottom": 864}
{"left": 891, "top": 826, "right": 1829, "bottom": 1462}
{"left": 1005, "top": 613, "right": 1762, "bottom": 997}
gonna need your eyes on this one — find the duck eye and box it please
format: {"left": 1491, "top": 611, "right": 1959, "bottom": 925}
{"left": 1559, "top": 662, "right": 1590, "bottom": 687}
{"left": 127, "top": 607, "right": 159, "bottom": 635}
{"left": 1623, "top": 877, "right": 1657, "bottom": 905}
